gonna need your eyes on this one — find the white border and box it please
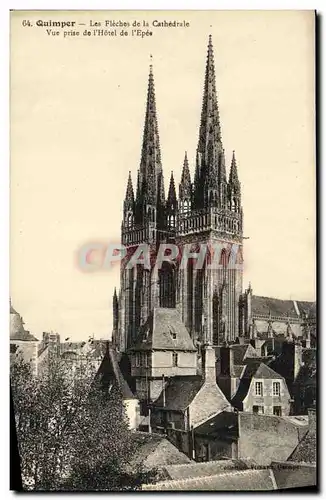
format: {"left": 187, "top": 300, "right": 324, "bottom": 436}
{"left": 2, "top": 2, "right": 323, "bottom": 499}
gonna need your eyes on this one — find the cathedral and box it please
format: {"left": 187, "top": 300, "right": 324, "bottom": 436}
{"left": 111, "top": 36, "right": 315, "bottom": 408}
{"left": 114, "top": 35, "right": 243, "bottom": 351}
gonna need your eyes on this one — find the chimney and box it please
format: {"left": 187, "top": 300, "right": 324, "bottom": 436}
{"left": 220, "top": 345, "right": 234, "bottom": 376}
{"left": 202, "top": 346, "right": 217, "bottom": 384}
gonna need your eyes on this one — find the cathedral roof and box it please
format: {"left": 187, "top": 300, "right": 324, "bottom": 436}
{"left": 251, "top": 296, "right": 316, "bottom": 319}
{"left": 131, "top": 308, "right": 196, "bottom": 352}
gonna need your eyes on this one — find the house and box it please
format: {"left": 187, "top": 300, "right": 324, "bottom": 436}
{"left": 10, "top": 302, "right": 39, "bottom": 375}
{"left": 193, "top": 411, "right": 309, "bottom": 465}
{"left": 231, "top": 360, "right": 291, "bottom": 416}
{"left": 128, "top": 307, "right": 197, "bottom": 409}
{"left": 96, "top": 343, "right": 140, "bottom": 430}
{"left": 217, "top": 344, "right": 291, "bottom": 416}
{"left": 150, "top": 346, "right": 231, "bottom": 456}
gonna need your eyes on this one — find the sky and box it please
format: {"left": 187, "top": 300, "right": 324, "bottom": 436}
{"left": 10, "top": 10, "right": 316, "bottom": 340}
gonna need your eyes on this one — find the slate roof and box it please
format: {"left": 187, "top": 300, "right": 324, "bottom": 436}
{"left": 231, "top": 360, "right": 284, "bottom": 409}
{"left": 231, "top": 344, "right": 258, "bottom": 364}
{"left": 296, "top": 301, "right": 316, "bottom": 318}
{"left": 287, "top": 430, "right": 317, "bottom": 464}
{"left": 252, "top": 296, "right": 299, "bottom": 318}
{"left": 96, "top": 343, "right": 136, "bottom": 399}
{"left": 143, "top": 469, "right": 276, "bottom": 491}
{"left": 252, "top": 296, "right": 316, "bottom": 320}
{"left": 161, "top": 459, "right": 255, "bottom": 480}
{"left": 132, "top": 307, "right": 196, "bottom": 352}
{"left": 153, "top": 376, "right": 203, "bottom": 410}
{"left": 10, "top": 329, "right": 38, "bottom": 342}
{"left": 271, "top": 462, "right": 316, "bottom": 489}
{"left": 129, "top": 432, "right": 191, "bottom": 468}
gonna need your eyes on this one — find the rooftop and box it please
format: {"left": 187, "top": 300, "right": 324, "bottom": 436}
{"left": 132, "top": 307, "right": 196, "bottom": 352}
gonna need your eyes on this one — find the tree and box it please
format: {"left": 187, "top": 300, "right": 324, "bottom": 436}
{"left": 10, "top": 355, "right": 156, "bottom": 491}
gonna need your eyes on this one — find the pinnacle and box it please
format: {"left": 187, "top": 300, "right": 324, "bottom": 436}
{"left": 229, "top": 150, "right": 240, "bottom": 188}
{"left": 124, "top": 171, "right": 134, "bottom": 203}
{"left": 167, "top": 171, "right": 177, "bottom": 204}
{"left": 179, "top": 151, "right": 192, "bottom": 199}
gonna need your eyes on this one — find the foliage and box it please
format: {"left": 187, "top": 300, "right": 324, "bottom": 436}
{"left": 10, "top": 355, "right": 156, "bottom": 491}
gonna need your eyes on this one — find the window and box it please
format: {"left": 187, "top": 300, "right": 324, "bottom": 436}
{"left": 135, "top": 353, "right": 140, "bottom": 367}
{"left": 253, "top": 405, "right": 264, "bottom": 414}
{"left": 273, "top": 381, "right": 281, "bottom": 396}
{"left": 255, "top": 381, "right": 263, "bottom": 396}
{"left": 273, "top": 406, "right": 282, "bottom": 416}
{"left": 172, "top": 352, "right": 178, "bottom": 367}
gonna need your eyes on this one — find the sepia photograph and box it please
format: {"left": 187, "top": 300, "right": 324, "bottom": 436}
{"left": 10, "top": 10, "right": 316, "bottom": 491}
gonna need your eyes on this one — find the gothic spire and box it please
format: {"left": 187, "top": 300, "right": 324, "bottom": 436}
{"left": 229, "top": 151, "right": 240, "bottom": 192}
{"left": 198, "top": 35, "right": 222, "bottom": 155}
{"left": 167, "top": 171, "right": 177, "bottom": 207}
{"left": 179, "top": 151, "right": 192, "bottom": 200}
{"left": 194, "top": 35, "right": 223, "bottom": 208}
{"left": 124, "top": 171, "right": 134, "bottom": 205}
{"left": 138, "top": 63, "right": 163, "bottom": 206}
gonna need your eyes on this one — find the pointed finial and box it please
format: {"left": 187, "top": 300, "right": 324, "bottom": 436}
{"left": 124, "top": 171, "right": 134, "bottom": 203}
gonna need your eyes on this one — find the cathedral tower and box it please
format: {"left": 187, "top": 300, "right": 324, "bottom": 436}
{"left": 115, "top": 36, "right": 244, "bottom": 352}
{"left": 176, "top": 35, "right": 243, "bottom": 345}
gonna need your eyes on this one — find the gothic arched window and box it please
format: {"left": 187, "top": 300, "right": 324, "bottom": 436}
{"left": 159, "top": 262, "right": 176, "bottom": 308}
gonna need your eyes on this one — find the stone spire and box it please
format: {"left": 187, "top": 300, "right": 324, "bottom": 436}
{"left": 194, "top": 35, "right": 223, "bottom": 209}
{"left": 124, "top": 172, "right": 134, "bottom": 207}
{"left": 229, "top": 151, "right": 240, "bottom": 193}
{"left": 137, "top": 63, "right": 163, "bottom": 207}
{"left": 166, "top": 171, "right": 177, "bottom": 231}
{"left": 228, "top": 150, "right": 241, "bottom": 213}
{"left": 179, "top": 152, "right": 192, "bottom": 200}
{"left": 123, "top": 171, "right": 135, "bottom": 227}
{"left": 167, "top": 172, "right": 177, "bottom": 208}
